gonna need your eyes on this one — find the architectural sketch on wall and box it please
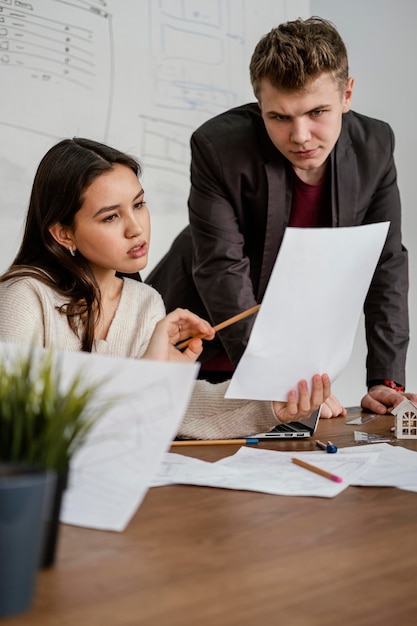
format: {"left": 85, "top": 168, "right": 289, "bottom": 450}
{"left": 138, "top": 0, "right": 247, "bottom": 194}
{"left": 0, "top": 0, "right": 114, "bottom": 243}
{"left": 139, "top": 0, "right": 288, "bottom": 218}
{"left": 140, "top": 115, "right": 193, "bottom": 177}
{"left": 0, "top": 0, "right": 113, "bottom": 143}
{"left": 149, "top": 0, "right": 244, "bottom": 115}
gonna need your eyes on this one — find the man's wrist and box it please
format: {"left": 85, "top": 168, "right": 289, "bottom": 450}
{"left": 367, "top": 379, "right": 405, "bottom": 393}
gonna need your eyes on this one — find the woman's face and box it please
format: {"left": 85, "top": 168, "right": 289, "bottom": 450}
{"left": 70, "top": 164, "right": 150, "bottom": 279}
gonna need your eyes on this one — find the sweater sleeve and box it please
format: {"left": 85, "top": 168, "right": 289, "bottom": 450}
{"left": 0, "top": 279, "right": 46, "bottom": 346}
{"left": 178, "top": 380, "right": 279, "bottom": 439}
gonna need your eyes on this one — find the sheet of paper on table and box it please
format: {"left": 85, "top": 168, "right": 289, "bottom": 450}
{"left": 342, "top": 442, "right": 417, "bottom": 492}
{"left": 226, "top": 223, "right": 389, "bottom": 401}
{"left": 152, "top": 446, "right": 379, "bottom": 498}
{"left": 152, "top": 443, "right": 417, "bottom": 496}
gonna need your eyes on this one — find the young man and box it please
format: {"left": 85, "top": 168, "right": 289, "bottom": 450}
{"left": 146, "top": 17, "right": 416, "bottom": 417}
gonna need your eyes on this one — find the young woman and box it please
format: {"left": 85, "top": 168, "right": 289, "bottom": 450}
{"left": 0, "top": 138, "right": 332, "bottom": 438}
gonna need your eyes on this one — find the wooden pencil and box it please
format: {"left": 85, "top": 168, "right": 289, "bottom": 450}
{"left": 176, "top": 304, "right": 261, "bottom": 350}
{"left": 171, "top": 438, "right": 259, "bottom": 446}
{"left": 291, "top": 457, "right": 343, "bottom": 483}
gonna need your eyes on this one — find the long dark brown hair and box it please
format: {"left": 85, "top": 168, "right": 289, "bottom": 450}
{"left": 0, "top": 138, "right": 141, "bottom": 351}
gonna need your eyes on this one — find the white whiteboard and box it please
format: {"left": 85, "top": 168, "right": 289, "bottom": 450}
{"left": 0, "top": 0, "right": 309, "bottom": 274}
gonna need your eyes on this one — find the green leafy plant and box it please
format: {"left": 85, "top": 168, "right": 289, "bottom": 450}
{"left": 0, "top": 349, "right": 113, "bottom": 472}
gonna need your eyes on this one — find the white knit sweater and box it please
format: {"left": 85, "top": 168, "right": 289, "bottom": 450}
{"left": 0, "top": 276, "right": 278, "bottom": 438}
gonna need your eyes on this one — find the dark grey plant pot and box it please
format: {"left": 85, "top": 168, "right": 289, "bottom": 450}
{"left": 39, "top": 469, "right": 68, "bottom": 568}
{"left": 0, "top": 464, "right": 50, "bottom": 618}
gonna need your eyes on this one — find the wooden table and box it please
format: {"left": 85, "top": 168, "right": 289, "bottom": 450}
{"left": 5, "top": 408, "right": 417, "bottom": 626}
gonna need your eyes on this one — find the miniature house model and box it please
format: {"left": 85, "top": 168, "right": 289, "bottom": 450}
{"left": 392, "top": 399, "right": 417, "bottom": 439}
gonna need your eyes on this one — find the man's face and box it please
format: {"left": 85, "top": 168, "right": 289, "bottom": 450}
{"left": 258, "top": 73, "right": 354, "bottom": 184}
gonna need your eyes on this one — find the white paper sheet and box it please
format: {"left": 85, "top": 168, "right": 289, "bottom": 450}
{"left": 60, "top": 355, "right": 199, "bottom": 531}
{"left": 0, "top": 342, "right": 199, "bottom": 532}
{"left": 152, "top": 447, "right": 378, "bottom": 498}
{"left": 226, "top": 223, "right": 389, "bottom": 401}
{"left": 341, "top": 443, "right": 417, "bottom": 492}
{"left": 153, "top": 443, "right": 417, "bottom": 496}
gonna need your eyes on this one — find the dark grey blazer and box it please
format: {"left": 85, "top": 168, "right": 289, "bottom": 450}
{"left": 146, "top": 104, "right": 409, "bottom": 386}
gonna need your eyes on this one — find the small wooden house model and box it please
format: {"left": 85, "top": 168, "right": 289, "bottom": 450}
{"left": 392, "top": 399, "right": 417, "bottom": 439}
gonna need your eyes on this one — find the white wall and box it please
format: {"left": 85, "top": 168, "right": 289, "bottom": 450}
{"left": 311, "top": 0, "right": 417, "bottom": 404}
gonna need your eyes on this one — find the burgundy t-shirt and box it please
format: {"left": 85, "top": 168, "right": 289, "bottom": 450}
{"left": 288, "top": 172, "right": 331, "bottom": 227}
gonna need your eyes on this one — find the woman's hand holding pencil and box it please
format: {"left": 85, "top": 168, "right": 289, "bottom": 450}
{"left": 144, "top": 305, "right": 260, "bottom": 365}
{"left": 176, "top": 304, "right": 261, "bottom": 350}
{"left": 144, "top": 308, "right": 215, "bottom": 362}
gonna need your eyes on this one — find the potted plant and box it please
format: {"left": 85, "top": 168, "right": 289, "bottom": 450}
{"left": 0, "top": 344, "right": 112, "bottom": 573}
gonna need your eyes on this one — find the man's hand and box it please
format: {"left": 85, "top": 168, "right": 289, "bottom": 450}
{"left": 361, "top": 385, "right": 417, "bottom": 414}
{"left": 272, "top": 373, "right": 335, "bottom": 423}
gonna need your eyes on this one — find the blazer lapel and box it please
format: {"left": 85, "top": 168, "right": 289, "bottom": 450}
{"left": 257, "top": 161, "right": 292, "bottom": 300}
{"left": 331, "top": 120, "right": 359, "bottom": 226}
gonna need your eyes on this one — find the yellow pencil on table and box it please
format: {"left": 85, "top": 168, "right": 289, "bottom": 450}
{"left": 291, "top": 457, "right": 343, "bottom": 483}
{"left": 176, "top": 304, "right": 261, "bottom": 350}
{"left": 171, "top": 438, "right": 259, "bottom": 446}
